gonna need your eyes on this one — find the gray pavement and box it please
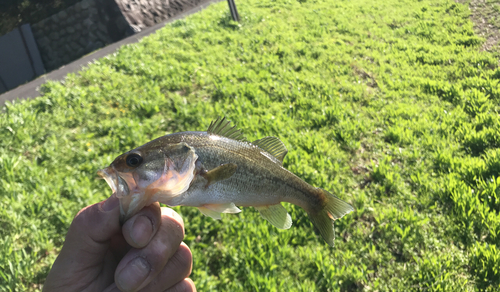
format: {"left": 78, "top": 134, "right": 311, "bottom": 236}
{"left": 0, "top": 0, "right": 222, "bottom": 107}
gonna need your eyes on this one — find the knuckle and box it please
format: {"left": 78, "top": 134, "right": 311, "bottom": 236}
{"left": 70, "top": 206, "right": 92, "bottom": 231}
{"left": 170, "top": 245, "right": 193, "bottom": 276}
{"left": 161, "top": 215, "right": 185, "bottom": 240}
{"left": 148, "top": 223, "right": 185, "bottom": 268}
{"left": 162, "top": 207, "right": 184, "bottom": 229}
{"left": 166, "top": 279, "right": 196, "bottom": 292}
{"left": 140, "top": 276, "right": 161, "bottom": 291}
{"left": 170, "top": 210, "right": 184, "bottom": 228}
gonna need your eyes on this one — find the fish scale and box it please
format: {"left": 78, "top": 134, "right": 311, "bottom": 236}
{"left": 172, "top": 133, "right": 314, "bottom": 208}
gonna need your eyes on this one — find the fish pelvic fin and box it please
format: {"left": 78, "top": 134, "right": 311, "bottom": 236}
{"left": 198, "top": 206, "right": 222, "bottom": 220}
{"left": 198, "top": 203, "right": 241, "bottom": 220}
{"left": 255, "top": 204, "right": 292, "bottom": 229}
{"left": 205, "top": 203, "right": 241, "bottom": 214}
{"left": 308, "top": 189, "right": 354, "bottom": 247}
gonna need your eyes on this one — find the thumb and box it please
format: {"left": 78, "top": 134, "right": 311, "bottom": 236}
{"left": 44, "top": 194, "right": 122, "bottom": 291}
{"left": 57, "top": 194, "right": 121, "bottom": 268}
{"left": 65, "top": 193, "right": 122, "bottom": 255}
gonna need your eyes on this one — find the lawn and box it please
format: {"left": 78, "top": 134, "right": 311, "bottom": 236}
{"left": 1, "top": 0, "right": 500, "bottom": 291}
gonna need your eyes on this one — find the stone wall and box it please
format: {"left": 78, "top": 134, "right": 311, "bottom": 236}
{"left": 115, "top": 0, "right": 208, "bottom": 32}
{"left": 31, "top": 0, "right": 133, "bottom": 71}
{"left": 28, "top": 0, "right": 210, "bottom": 72}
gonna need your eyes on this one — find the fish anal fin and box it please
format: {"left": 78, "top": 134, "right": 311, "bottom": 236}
{"left": 202, "top": 163, "right": 237, "bottom": 187}
{"left": 252, "top": 136, "right": 288, "bottom": 163}
{"left": 198, "top": 207, "right": 222, "bottom": 220}
{"left": 255, "top": 204, "right": 292, "bottom": 229}
{"left": 207, "top": 117, "right": 247, "bottom": 141}
{"left": 205, "top": 202, "right": 241, "bottom": 214}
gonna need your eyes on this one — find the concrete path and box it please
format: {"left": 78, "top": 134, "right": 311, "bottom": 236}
{"left": 0, "top": 0, "right": 222, "bottom": 107}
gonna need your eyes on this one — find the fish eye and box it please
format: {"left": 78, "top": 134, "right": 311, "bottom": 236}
{"left": 126, "top": 153, "right": 143, "bottom": 167}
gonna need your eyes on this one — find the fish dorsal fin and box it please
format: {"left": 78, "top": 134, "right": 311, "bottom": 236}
{"left": 255, "top": 204, "right": 292, "bottom": 229}
{"left": 207, "top": 117, "right": 247, "bottom": 141}
{"left": 252, "top": 136, "right": 288, "bottom": 163}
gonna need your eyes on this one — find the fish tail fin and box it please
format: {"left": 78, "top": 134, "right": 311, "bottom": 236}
{"left": 307, "top": 188, "right": 354, "bottom": 246}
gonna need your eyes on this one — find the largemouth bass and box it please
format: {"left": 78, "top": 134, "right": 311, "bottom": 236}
{"left": 98, "top": 117, "right": 354, "bottom": 246}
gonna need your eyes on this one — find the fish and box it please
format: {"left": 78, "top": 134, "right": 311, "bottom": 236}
{"left": 97, "top": 117, "right": 354, "bottom": 246}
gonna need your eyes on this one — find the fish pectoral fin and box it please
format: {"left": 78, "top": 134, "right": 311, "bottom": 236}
{"left": 205, "top": 203, "right": 241, "bottom": 214}
{"left": 198, "top": 206, "right": 222, "bottom": 220}
{"left": 202, "top": 163, "right": 238, "bottom": 187}
{"left": 255, "top": 204, "right": 292, "bottom": 230}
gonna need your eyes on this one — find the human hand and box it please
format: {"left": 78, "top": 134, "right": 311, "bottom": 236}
{"left": 43, "top": 194, "right": 195, "bottom": 292}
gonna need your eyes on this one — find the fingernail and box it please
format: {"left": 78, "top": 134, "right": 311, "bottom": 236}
{"left": 131, "top": 216, "right": 154, "bottom": 247}
{"left": 117, "top": 257, "right": 150, "bottom": 291}
{"left": 101, "top": 195, "right": 119, "bottom": 212}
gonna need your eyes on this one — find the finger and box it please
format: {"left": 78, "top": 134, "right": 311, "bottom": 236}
{"left": 102, "top": 283, "right": 120, "bottom": 292}
{"left": 66, "top": 193, "right": 121, "bottom": 253}
{"left": 163, "top": 278, "right": 196, "bottom": 292}
{"left": 102, "top": 244, "right": 192, "bottom": 292}
{"left": 138, "top": 242, "right": 193, "bottom": 292}
{"left": 44, "top": 194, "right": 121, "bottom": 288}
{"left": 122, "top": 202, "right": 162, "bottom": 248}
{"left": 107, "top": 277, "right": 196, "bottom": 292}
{"left": 115, "top": 208, "right": 185, "bottom": 292}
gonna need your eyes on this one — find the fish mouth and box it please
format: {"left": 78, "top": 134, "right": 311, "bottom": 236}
{"left": 98, "top": 166, "right": 143, "bottom": 223}
{"left": 98, "top": 167, "right": 119, "bottom": 195}
{"left": 97, "top": 148, "right": 199, "bottom": 223}
{"left": 97, "top": 167, "right": 131, "bottom": 198}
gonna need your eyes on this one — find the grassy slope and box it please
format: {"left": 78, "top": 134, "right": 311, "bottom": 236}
{"left": 1, "top": 0, "right": 500, "bottom": 291}
{"left": 457, "top": 0, "right": 500, "bottom": 53}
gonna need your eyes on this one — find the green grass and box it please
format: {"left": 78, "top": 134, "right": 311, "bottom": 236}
{"left": 1, "top": 0, "right": 500, "bottom": 290}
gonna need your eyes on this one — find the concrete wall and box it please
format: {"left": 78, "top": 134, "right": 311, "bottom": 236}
{"left": 3, "top": 0, "right": 210, "bottom": 83}
{"left": 0, "top": 24, "right": 45, "bottom": 94}
{"left": 30, "top": 0, "right": 134, "bottom": 71}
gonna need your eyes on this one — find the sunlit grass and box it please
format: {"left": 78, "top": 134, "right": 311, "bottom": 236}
{"left": 1, "top": 0, "right": 500, "bottom": 291}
